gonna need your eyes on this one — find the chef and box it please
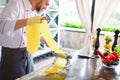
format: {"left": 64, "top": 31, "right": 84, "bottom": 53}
{"left": 0, "top": 0, "right": 49, "bottom": 80}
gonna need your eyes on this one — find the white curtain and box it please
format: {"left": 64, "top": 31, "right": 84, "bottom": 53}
{"left": 92, "top": 0, "right": 120, "bottom": 34}
{"left": 75, "top": 0, "right": 120, "bottom": 55}
{"left": 75, "top": 0, "right": 92, "bottom": 55}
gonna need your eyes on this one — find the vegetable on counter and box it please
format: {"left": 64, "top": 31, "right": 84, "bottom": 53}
{"left": 103, "top": 50, "right": 110, "bottom": 56}
{"left": 114, "top": 45, "right": 120, "bottom": 58}
{"left": 96, "top": 50, "right": 119, "bottom": 65}
{"left": 103, "top": 35, "right": 112, "bottom": 51}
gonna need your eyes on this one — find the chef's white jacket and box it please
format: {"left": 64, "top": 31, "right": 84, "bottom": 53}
{"left": 0, "top": 0, "right": 37, "bottom": 48}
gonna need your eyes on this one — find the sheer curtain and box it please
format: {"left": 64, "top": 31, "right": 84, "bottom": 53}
{"left": 92, "top": 0, "right": 120, "bottom": 35}
{"left": 66, "top": 1, "right": 91, "bottom": 79}
{"left": 75, "top": 0, "right": 92, "bottom": 55}
{"left": 75, "top": 0, "right": 120, "bottom": 55}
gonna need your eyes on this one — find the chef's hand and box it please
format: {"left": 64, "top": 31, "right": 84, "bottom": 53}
{"left": 40, "top": 16, "right": 47, "bottom": 23}
{"left": 40, "top": 37, "right": 49, "bottom": 47}
{"left": 27, "top": 16, "right": 47, "bottom": 24}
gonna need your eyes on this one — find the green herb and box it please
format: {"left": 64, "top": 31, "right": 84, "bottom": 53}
{"left": 103, "top": 50, "right": 110, "bottom": 56}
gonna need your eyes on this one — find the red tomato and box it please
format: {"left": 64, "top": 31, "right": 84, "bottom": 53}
{"left": 111, "top": 51, "right": 119, "bottom": 60}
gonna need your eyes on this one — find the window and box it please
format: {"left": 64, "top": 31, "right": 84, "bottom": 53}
{"left": 60, "top": 0, "right": 83, "bottom": 29}
{"left": 102, "top": 2, "right": 120, "bottom": 32}
{"left": 60, "top": 0, "right": 120, "bottom": 32}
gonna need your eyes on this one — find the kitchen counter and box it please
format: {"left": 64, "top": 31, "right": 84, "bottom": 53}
{"left": 17, "top": 50, "right": 120, "bottom": 80}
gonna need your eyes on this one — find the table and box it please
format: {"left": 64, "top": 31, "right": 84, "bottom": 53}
{"left": 17, "top": 50, "right": 120, "bottom": 80}
{"left": 66, "top": 56, "right": 120, "bottom": 80}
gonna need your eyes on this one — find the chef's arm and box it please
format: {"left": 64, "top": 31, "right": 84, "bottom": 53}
{"left": 14, "top": 16, "right": 46, "bottom": 31}
{"left": 14, "top": 19, "right": 27, "bottom": 31}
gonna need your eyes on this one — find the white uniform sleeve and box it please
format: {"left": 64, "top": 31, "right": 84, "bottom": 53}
{"left": 0, "top": 0, "right": 20, "bottom": 34}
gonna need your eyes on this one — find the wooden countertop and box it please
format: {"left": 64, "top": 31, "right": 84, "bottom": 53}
{"left": 17, "top": 50, "right": 120, "bottom": 80}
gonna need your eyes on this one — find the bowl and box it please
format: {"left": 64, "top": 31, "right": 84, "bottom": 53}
{"left": 102, "top": 60, "right": 119, "bottom": 68}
